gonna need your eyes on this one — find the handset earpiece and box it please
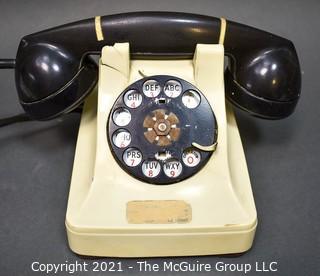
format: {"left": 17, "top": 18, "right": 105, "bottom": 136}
{"left": 223, "top": 21, "right": 301, "bottom": 119}
{"left": 12, "top": 12, "right": 301, "bottom": 120}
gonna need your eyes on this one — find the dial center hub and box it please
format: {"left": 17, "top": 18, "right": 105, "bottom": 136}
{"left": 157, "top": 122, "right": 167, "bottom": 132}
{"left": 143, "top": 109, "right": 181, "bottom": 146}
{"left": 154, "top": 119, "right": 171, "bottom": 136}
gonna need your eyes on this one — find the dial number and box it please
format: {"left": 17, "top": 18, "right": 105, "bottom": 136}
{"left": 112, "top": 108, "right": 131, "bottom": 126}
{"left": 123, "top": 148, "right": 142, "bottom": 167}
{"left": 182, "top": 149, "right": 201, "bottom": 167}
{"left": 142, "top": 160, "right": 161, "bottom": 178}
{"left": 163, "top": 160, "right": 183, "bottom": 178}
{"left": 164, "top": 80, "right": 182, "bottom": 98}
{"left": 124, "top": 90, "right": 142, "bottom": 108}
{"left": 182, "top": 90, "right": 201, "bottom": 109}
{"left": 112, "top": 129, "right": 131, "bottom": 148}
{"left": 143, "top": 80, "right": 161, "bottom": 97}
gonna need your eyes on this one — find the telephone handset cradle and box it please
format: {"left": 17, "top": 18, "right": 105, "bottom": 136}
{"left": 65, "top": 43, "right": 257, "bottom": 257}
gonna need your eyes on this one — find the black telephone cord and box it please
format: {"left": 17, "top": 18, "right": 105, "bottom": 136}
{"left": 0, "top": 59, "right": 16, "bottom": 69}
{"left": 0, "top": 107, "right": 83, "bottom": 128}
{"left": 0, "top": 113, "right": 31, "bottom": 127}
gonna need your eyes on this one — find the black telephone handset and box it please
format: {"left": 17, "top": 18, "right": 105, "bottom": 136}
{"left": 10, "top": 12, "right": 300, "bottom": 121}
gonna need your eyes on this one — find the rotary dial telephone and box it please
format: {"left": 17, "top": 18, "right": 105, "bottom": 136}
{"left": 0, "top": 12, "right": 301, "bottom": 257}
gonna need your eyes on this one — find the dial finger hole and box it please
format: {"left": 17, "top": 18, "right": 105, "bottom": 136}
{"left": 112, "top": 129, "right": 131, "bottom": 148}
{"left": 164, "top": 159, "right": 183, "bottom": 178}
{"left": 112, "top": 108, "right": 131, "bottom": 126}
{"left": 142, "top": 160, "right": 161, "bottom": 178}
{"left": 143, "top": 79, "right": 161, "bottom": 97}
{"left": 123, "top": 148, "right": 142, "bottom": 167}
{"left": 182, "top": 148, "right": 201, "bottom": 167}
{"left": 124, "top": 89, "right": 142, "bottom": 108}
{"left": 182, "top": 90, "right": 201, "bottom": 109}
{"left": 164, "top": 80, "right": 182, "bottom": 98}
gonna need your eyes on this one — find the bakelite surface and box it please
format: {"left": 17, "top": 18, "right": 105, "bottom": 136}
{"left": 14, "top": 12, "right": 301, "bottom": 119}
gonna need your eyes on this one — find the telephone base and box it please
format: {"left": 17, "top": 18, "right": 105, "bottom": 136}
{"left": 66, "top": 43, "right": 257, "bottom": 257}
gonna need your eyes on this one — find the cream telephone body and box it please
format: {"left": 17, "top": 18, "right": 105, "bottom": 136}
{"left": 66, "top": 43, "right": 256, "bottom": 257}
